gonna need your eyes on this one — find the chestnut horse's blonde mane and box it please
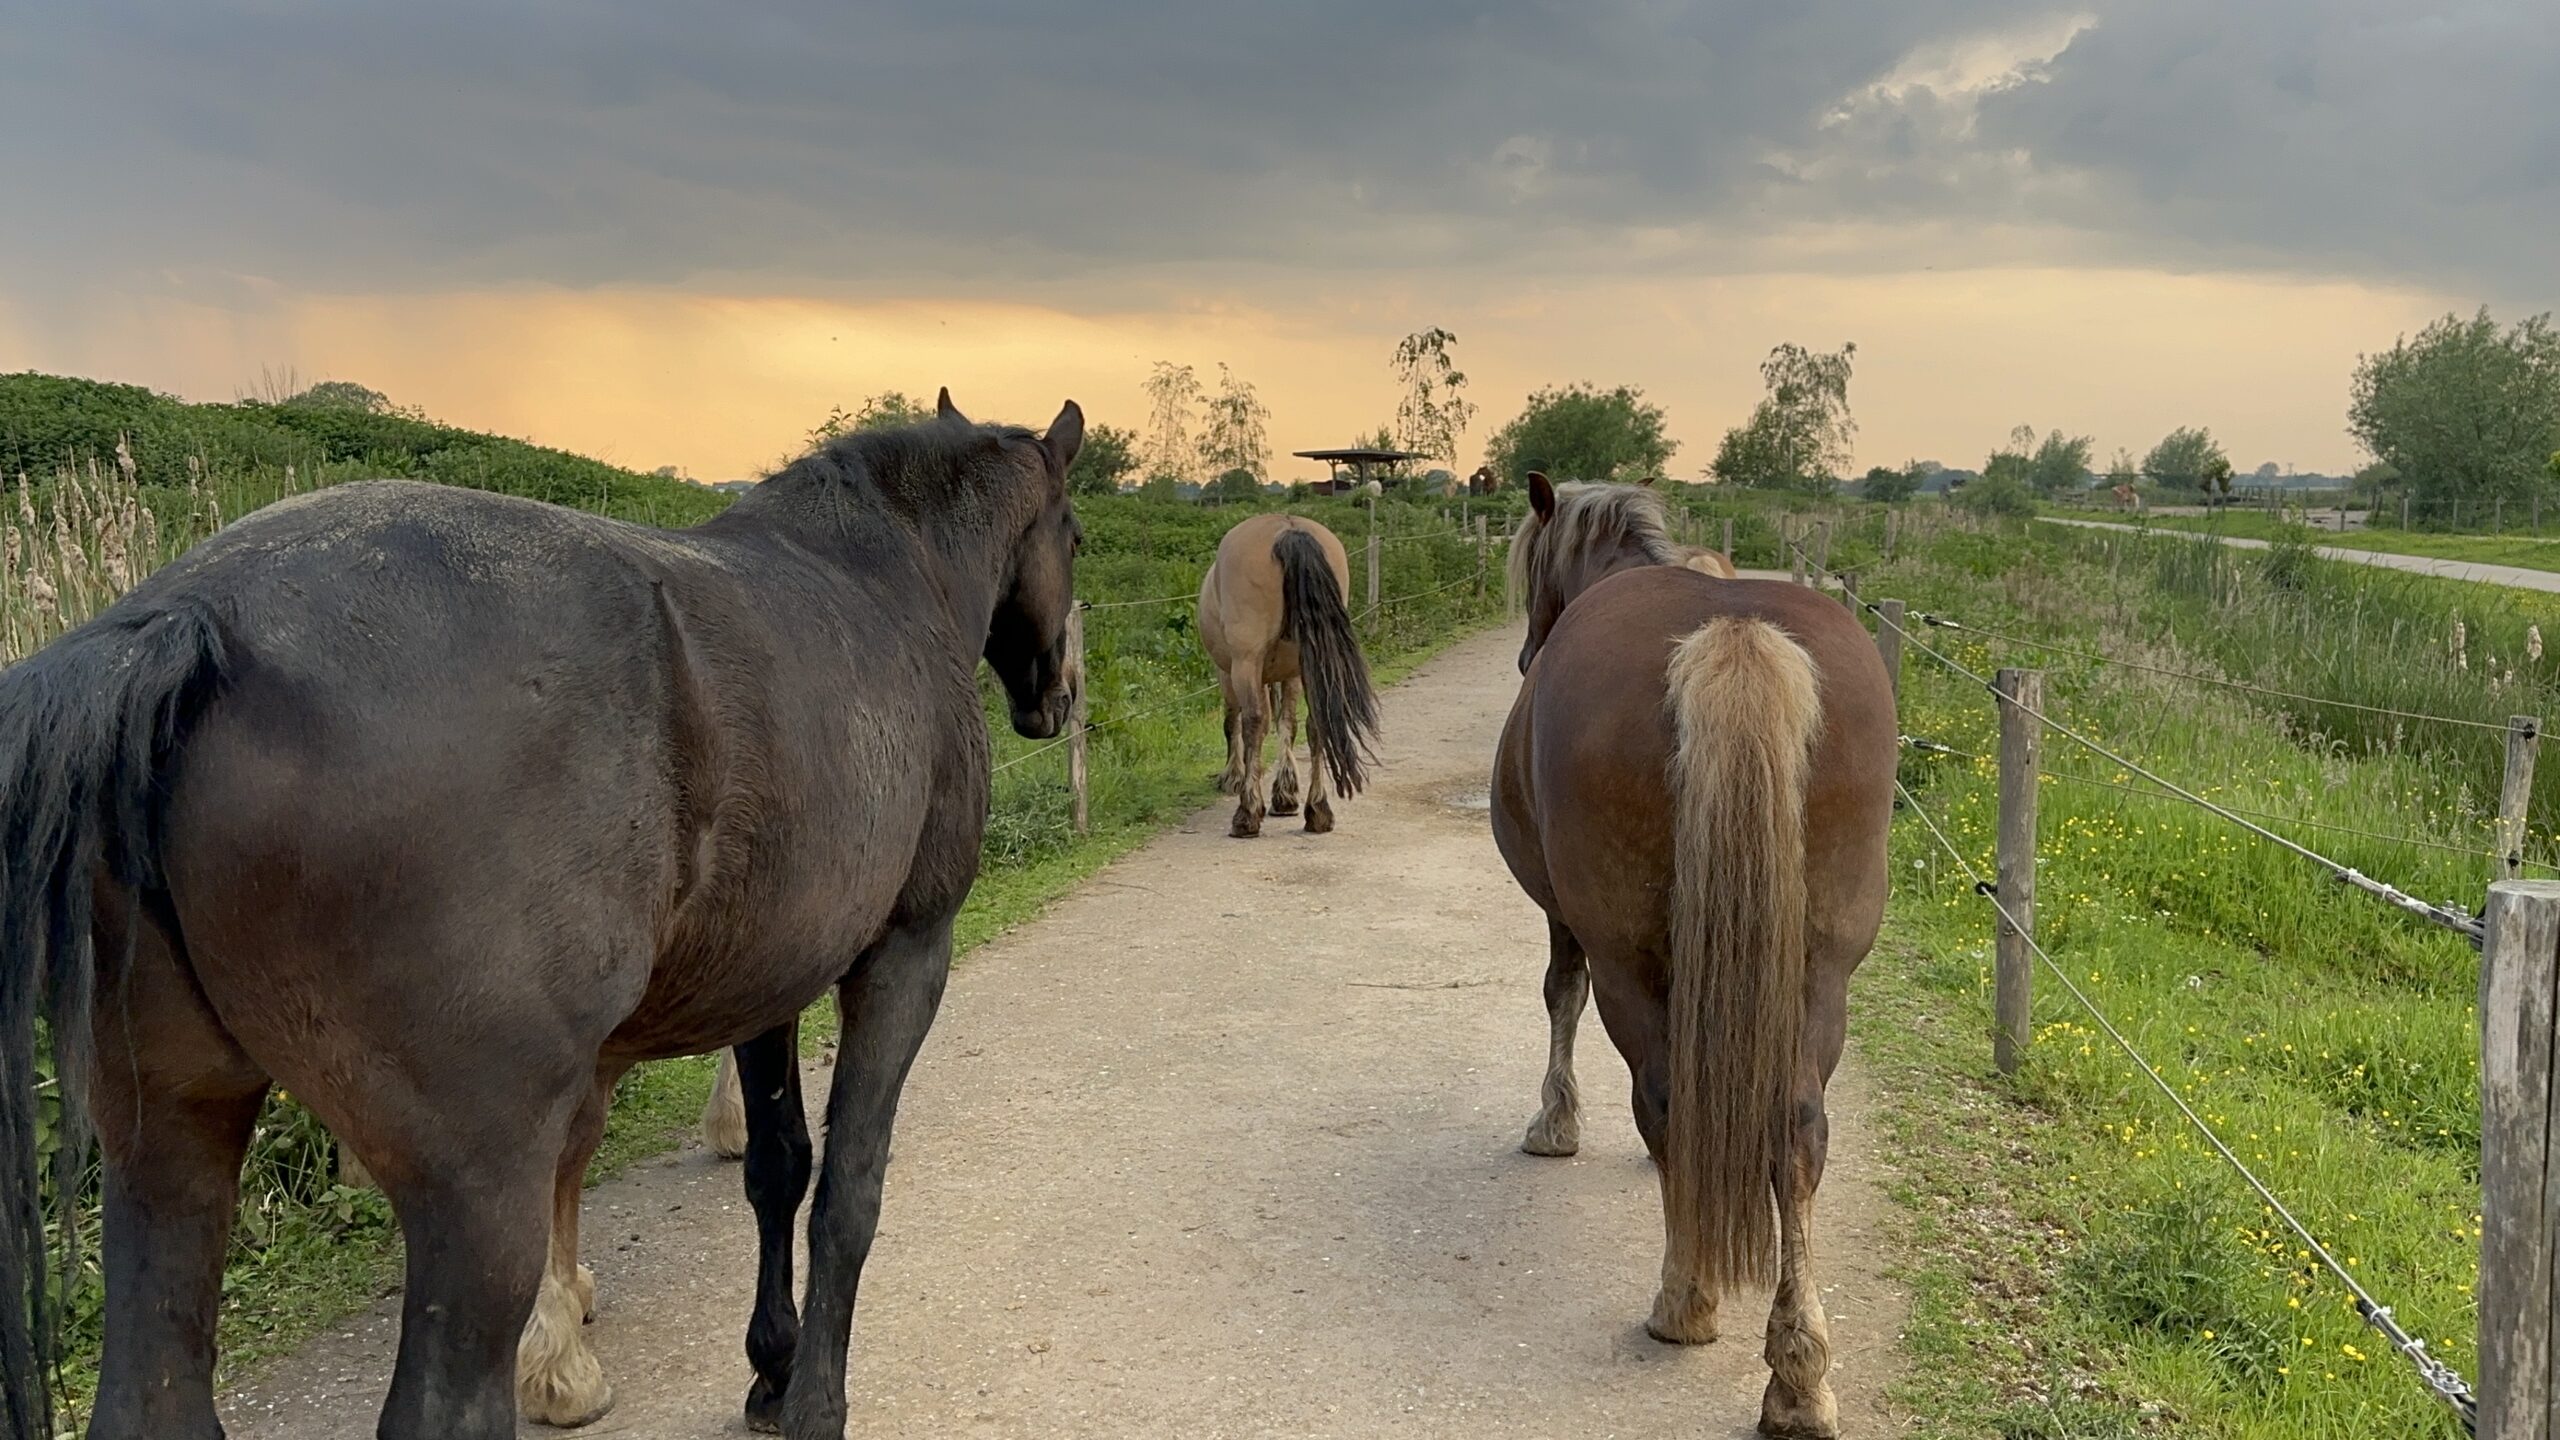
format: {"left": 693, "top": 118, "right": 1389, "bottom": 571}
{"left": 1507, "top": 481, "right": 1687, "bottom": 609}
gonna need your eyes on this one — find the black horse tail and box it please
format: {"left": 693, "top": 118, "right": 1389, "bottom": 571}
{"left": 1272, "top": 527, "right": 1379, "bottom": 799}
{"left": 0, "top": 599, "right": 227, "bottom": 1440}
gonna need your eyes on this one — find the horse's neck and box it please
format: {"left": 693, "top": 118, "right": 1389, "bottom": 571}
{"left": 713, "top": 492, "right": 1012, "bottom": 648}
{"left": 1559, "top": 535, "right": 1667, "bottom": 610}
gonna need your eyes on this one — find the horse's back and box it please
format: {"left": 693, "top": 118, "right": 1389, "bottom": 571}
{"left": 1497, "top": 570, "right": 1894, "bottom": 955}
{"left": 1203, "top": 512, "right": 1352, "bottom": 656}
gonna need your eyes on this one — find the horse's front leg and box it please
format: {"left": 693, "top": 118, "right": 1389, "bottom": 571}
{"left": 777, "top": 919, "right": 952, "bottom": 1440}
{"left": 735, "top": 1019, "right": 811, "bottom": 1433}
{"left": 518, "top": 1072, "right": 616, "bottom": 1428}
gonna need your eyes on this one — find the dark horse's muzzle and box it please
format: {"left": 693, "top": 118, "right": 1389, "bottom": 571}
{"left": 1008, "top": 635, "right": 1080, "bottom": 740}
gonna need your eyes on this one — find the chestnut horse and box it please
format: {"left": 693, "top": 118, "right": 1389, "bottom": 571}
{"left": 1196, "top": 514, "right": 1379, "bottom": 838}
{"left": 0, "top": 393, "right": 1083, "bottom": 1440}
{"left": 1492, "top": 476, "right": 1893, "bottom": 1438}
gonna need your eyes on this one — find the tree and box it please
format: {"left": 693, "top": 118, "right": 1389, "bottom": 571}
{"left": 1861, "top": 464, "right": 1917, "bottom": 504}
{"left": 1709, "top": 341, "right": 1857, "bottom": 494}
{"left": 1066, "top": 422, "right": 1139, "bottom": 497}
{"left": 2026, "top": 429, "right": 2095, "bottom": 496}
{"left": 1210, "top": 467, "right": 1262, "bottom": 504}
{"left": 2350, "top": 308, "right": 2560, "bottom": 525}
{"left": 2142, "top": 426, "right": 2233, "bottom": 503}
{"left": 1196, "top": 364, "right": 1270, "bottom": 484}
{"left": 1390, "top": 327, "right": 1476, "bottom": 467}
{"left": 807, "top": 390, "right": 928, "bottom": 450}
{"left": 287, "top": 380, "right": 393, "bottom": 413}
{"left": 1139, "top": 472, "right": 1184, "bottom": 503}
{"left": 1959, "top": 430, "right": 2036, "bottom": 516}
{"left": 1484, "top": 383, "right": 1676, "bottom": 488}
{"left": 1141, "top": 362, "right": 1203, "bottom": 485}
{"left": 2105, "top": 448, "right": 2140, "bottom": 489}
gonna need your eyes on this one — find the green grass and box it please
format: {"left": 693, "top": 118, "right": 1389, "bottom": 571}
{"left": 1856, "top": 521, "right": 2489, "bottom": 1438}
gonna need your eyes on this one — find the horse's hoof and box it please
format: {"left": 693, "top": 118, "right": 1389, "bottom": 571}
{"left": 744, "top": 1375, "right": 785, "bottom": 1434}
{"left": 1269, "top": 794, "right": 1301, "bottom": 817}
{"left": 1759, "top": 1381, "right": 1840, "bottom": 1438}
{"left": 1230, "top": 809, "right": 1263, "bottom": 839}
{"left": 1520, "top": 1115, "right": 1580, "bottom": 1157}
{"left": 522, "top": 1381, "right": 615, "bottom": 1430}
{"left": 1303, "top": 800, "right": 1335, "bottom": 835}
{"left": 1645, "top": 1287, "right": 1719, "bottom": 1346}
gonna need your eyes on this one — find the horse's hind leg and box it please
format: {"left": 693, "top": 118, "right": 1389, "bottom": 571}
{"left": 1595, "top": 982, "right": 1716, "bottom": 1345}
{"left": 1300, "top": 701, "right": 1335, "bottom": 835}
{"left": 778, "top": 918, "right": 951, "bottom": 1440}
{"left": 1216, "top": 692, "right": 1244, "bottom": 794}
{"left": 518, "top": 1073, "right": 617, "bottom": 1428}
{"left": 1761, "top": 995, "right": 1849, "bottom": 1438}
{"left": 86, "top": 902, "right": 270, "bottom": 1440}
{"left": 1226, "top": 659, "right": 1269, "bottom": 838}
{"left": 1268, "top": 678, "right": 1302, "bottom": 817}
{"left": 736, "top": 1020, "right": 812, "bottom": 1434}
{"left": 1520, "top": 918, "right": 1588, "bottom": 1157}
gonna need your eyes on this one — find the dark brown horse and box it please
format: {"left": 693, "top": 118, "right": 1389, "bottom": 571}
{"left": 1492, "top": 476, "right": 1894, "bottom": 1438}
{"left": 0, "top": 392, "right": 1083, "bottom": 1440}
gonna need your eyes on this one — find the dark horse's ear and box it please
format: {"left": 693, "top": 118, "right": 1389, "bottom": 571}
{"left": 937, "top": 387, "right": 968, "bottom": 423}
{"left": 1638, "top": 474, "right": 1658, "bottom": 488}
{"left": 1528, "top": 471, "right": 1556, "bottom": 521}
{"left": 1041, "top": 400, "right": 1085, "bottom": 478}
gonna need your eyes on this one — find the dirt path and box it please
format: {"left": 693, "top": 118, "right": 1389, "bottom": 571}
{"left": 2042, "top": 515, "right": 2560, "bottom": 592}
{"left": 220, "top": 620, "right": 1909, "bottom": 1439}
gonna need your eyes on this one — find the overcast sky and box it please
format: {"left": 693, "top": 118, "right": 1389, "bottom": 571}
{"left": 3, "top": 1, "right": 2551, "bottom": 479}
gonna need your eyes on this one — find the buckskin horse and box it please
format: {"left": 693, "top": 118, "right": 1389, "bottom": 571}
{"left": 0, "top": 392, "right": 1084, "bottom": 1440}
{"left": 1195, "top": 513, "right": 1379, "bottom": 838}
{"left": 1492, "top": 476, "right": 1893, "bottom": 1438}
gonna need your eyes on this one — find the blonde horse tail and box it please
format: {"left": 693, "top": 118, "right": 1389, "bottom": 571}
{"left": 1273, "top": 528, "right": 1379, "bottom": 797}
{"left": 1663, "top": 617, "right": 1821, "bottom": 1298}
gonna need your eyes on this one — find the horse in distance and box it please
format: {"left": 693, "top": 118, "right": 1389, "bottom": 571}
{"left": 1195, "top": 513, "right": 1380, "bottom": 838}
{"left": 0, "top": 391, "right": 1084, "bottom": 1440}
{"left": 1491, "top": 474, "right": 1895, "bottom": 1438}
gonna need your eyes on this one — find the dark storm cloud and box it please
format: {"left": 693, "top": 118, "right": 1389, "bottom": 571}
{"left": 1, "top": 1, "right": 2550, "bottom": 303}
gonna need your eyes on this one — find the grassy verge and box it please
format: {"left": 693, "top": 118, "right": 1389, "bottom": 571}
{"left": 2081, "top": 509, "right": 2560, "bottom": 575}
{"left": 1854, "top": 518, "right": 2486, "bottom": 1437}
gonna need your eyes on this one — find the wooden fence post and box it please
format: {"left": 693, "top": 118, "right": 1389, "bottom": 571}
{"left": 1838, "top": 570, "right": 1858, "bottom": 608}
{"left": 1067, "top": 604, "right": 1091, "bottom": 834}
{"left": 1366, "top": 498, "right": 1381, "bottom": 612}
{"left": 1813, "top": 519, "right": 1831, "bottom": 578}
{"left": 1876, "top": 599, "right": 1906, "bottom": 703}
{"left": 1722, "top": 516, "right": 1735, "bottom": 566}
{"left": 1790, "top": 518, "right": 1808, "bottom": 585}
{"left": 1884, "top": 507, "right": 1899, "bottom": 562}
{"left": 1502, "top": 521, "right": 1519, "bottom": 620}
{"left": 2479, "top": 878, "right": 2560, "bottom": 1440}
{"left": 2501, "top": 715, "right": 2543, "bottom": 880}
{"left": 2403, "top": 492, "right": 2412, "bottom": 530}
{"left": 1994, "top": 668, "right": 2043, "bottom": 1075}
{"left": 1475, "top": 514, "right": 1489, "bottom": 599}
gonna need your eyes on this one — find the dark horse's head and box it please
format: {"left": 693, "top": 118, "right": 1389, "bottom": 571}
{"left": 953, "top": 389, "right": 1086, "bottom": 739}
{"left": 1509, "top": 471, "right": 1681, "bottom": 673}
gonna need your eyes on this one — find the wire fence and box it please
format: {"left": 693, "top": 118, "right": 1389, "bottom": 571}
{"left": 1799, "top": 532, "right": 2491, "bottom": 1428}
{"left": 1895, "top": 777, "right": 2482, "bottom": 1429}
{"left": 1911, "top": 611, "right": 2514, "bottom": 734}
